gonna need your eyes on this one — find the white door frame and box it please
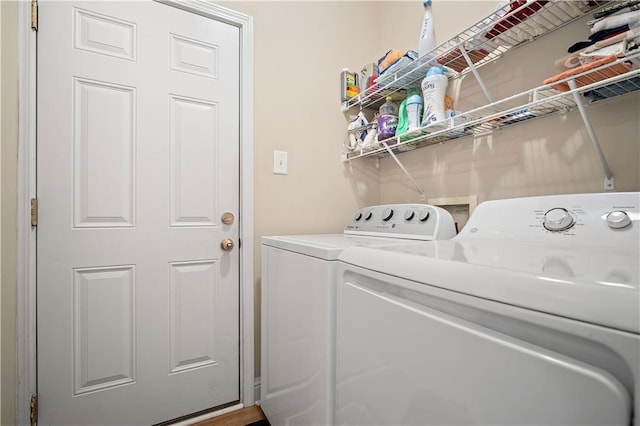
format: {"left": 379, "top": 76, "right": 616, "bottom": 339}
{"left": 16, "top": 1, "right": 254, "bottom": 424}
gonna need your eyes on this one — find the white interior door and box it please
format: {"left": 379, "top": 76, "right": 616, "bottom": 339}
{"left": 36, "top": 1, "right": 241, "bottom": 424}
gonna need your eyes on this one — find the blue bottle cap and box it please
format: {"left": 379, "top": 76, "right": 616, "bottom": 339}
{"left": 406, "top": 94, "right": 423, "bottom": 106}
{"left": 424, "top": 0, "right": 432, "bottom": 6}
{"left": 426, "top": 66, "right": 445, "bottom": 77}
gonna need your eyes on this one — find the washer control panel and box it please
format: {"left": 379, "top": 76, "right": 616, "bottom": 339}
{"left": 458, "top": 192, "right": 639, "bottom": 248}
{"left": 344, "top": 204, "right": 456, "bottom": 240}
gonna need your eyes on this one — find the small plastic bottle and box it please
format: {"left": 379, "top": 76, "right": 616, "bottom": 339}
{"left": 418, "top": 0, "right": 436, "bottom": 61}
{"left": 421, "top": 66, "right": 448, "bottom": 127}
{"left": 405, "top": 87, "right": 423, "bottom": 131}
{"left": 377, "top": 97, "right": 399, "bottom": 141}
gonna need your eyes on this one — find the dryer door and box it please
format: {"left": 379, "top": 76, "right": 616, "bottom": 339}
{"left": 336, "top": 273, "right": 631, "bottom": 426}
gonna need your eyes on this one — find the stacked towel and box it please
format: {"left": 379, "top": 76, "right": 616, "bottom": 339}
{"left": 377, "top": 50, "right": 418, "bottom": 78}
{"left": 563, "top": 4, "right": 640, "bottom": 55}
{"left": 543, "top": 55, "right": 632, "bottom": 91}
{"left": 590, "top": 5, "right": 640, "bottom": 33}
{"left": 568, "top": 25, "right": 632, "bottom": 52}
{"left": 543, "top": 3, "right": 640, "bottom": 99}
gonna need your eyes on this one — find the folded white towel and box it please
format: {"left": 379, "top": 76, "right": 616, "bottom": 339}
{"left": 591, "top": 10, "right": 640, "bottom": 34}
{"left": 589, "top": 7, "right": 636, "bottom": 27}
{"left": 578, "top": 42, "right": 625, "bottom": 65}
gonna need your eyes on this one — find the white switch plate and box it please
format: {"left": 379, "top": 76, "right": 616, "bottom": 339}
{"left": 273, "top": 150, "right": 288, "bottom": 175}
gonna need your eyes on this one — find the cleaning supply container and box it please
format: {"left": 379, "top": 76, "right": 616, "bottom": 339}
{"left": 396, "top": 99, "right": 409, "bottom": 136}
{"left": 421, "top": 66, "right": 448, "bottom": 127}
{"left": 418, "top": 0, "right": 436, "bottom": 61}
{"left": 405, "top": 87, "right": 423, "bottom": 131}
{"left": 377, "top": 97, "right": 399, "bottom": 141}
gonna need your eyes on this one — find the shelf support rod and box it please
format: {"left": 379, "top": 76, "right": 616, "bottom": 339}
{"left": 459, "top": 42, "right": 494, "bottom": 105}
{"left": 381, "top": 142, "right": 427, "bottom": 201}
{"left": 567, "top": 79, "right": 614, "bottom": 191}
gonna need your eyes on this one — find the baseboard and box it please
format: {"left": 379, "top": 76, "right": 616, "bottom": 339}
{"left": 254, "top": 377, "right": 261, "bottom": 404}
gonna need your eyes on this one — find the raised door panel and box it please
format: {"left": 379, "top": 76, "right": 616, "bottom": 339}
{"left": 73, "top": 78, "right": 136, "bottom": 228}
{"left": 73, "top": 266, "right": 136, "bottom": 395}
{"left": 169, "top": 95, "right": 217, "bottom": 227}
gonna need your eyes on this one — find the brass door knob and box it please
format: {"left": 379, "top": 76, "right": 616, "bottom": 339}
{"left": 221, "top": 212, "right": 234, "bottom": 225}
{"left": 220, "top": 238, "right": 235, "bottom": 252}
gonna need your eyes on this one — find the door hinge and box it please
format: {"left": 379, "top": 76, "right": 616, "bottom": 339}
{"left": 31, "top": 0, "right": 38, "bottom": 31}
{"left": 30, "top": 393, "right": 38, "bottom": 426}
{"left": 31, "top": 198, "right": 38, "bottom": 227}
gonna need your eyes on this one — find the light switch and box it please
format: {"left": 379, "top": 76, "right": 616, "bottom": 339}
{"left": 273, "top": 150, "right": 288, "bottom": 175}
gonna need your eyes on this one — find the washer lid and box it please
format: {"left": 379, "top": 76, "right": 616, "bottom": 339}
{"left": 338, "top": 240, "right": 640, "bottom": 333}
{"left": 262, "top": 234, "right": 415, "bottom": 261}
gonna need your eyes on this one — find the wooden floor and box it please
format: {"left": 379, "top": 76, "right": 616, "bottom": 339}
{"left": 191, "top": 405, "right": 268, "bottom": 426}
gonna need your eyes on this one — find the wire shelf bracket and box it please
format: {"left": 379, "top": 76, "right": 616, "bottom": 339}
{"left": 567, "top": 78, "right": 614, "bottom": 191}
{"left": 458, "top": 38, "right": 494, "bottom": 105}
{"left": 381, "top": 142, "right": 427, "bottom": 201}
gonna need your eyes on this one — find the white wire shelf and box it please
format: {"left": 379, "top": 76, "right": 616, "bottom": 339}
{"left": 344, "top": 53, "right": 640, "bottom": 161}
{"left": 343, "top": 0, "right": 610, "bottom": 111}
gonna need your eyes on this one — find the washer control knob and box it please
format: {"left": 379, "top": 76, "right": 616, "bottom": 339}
{"left": 606, "top": 211, "right": 631, "bottom": 229}
{"left": 418, "top": 209, "right": 430, "bottom": 222}
{"left": 382, "top": 208, "right": 394, "bottom": 221}
{"left": 354, "top": 212, "right": 363, "bottom": 221}
{"left": 363, "top": 211, "right": 373, "bottom": 221}
{"left": 543, "top": 208, "right": 575, "bottom": 232}
{"left": 404, "top": 210, "right": 415, "bottom": 221}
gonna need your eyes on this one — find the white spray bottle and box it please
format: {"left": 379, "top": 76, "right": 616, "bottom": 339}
{"left": 418, "top": 0, "right": 436, "bottom": 61}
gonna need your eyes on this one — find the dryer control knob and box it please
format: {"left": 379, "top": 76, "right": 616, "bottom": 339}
{"left": 543, "top": 208, "right": 575, "bottom": 232}
{"left": 606, "top": 211, "right": 631, "bottom": 229}
{"left": 418, "top": 209, "right": 430, "bottom": 222}
{"left": 404, "top": 210, "right": 415, "bottom": 221}
{"left": 354, "top": 212, "right": 363, "bottom": 221}
{"left": 363, "top": 211, "right": 373, "bottom": 221}
{"left": 382, "top": 208, "right": 394, "bottom": 221}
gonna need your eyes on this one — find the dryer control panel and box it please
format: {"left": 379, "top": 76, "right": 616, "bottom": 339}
{"left": 457, "top": 192, "right": 639, "bottom": 249}
{"left": 344, "top": 204, "right": 456, "bottom": 241}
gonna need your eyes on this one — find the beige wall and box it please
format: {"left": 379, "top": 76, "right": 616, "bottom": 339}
{"left": 375, "top": 2, "right": 640, "bottom": 205}
{"left": 1, "top": 1, "right": 19, "bottom": 425}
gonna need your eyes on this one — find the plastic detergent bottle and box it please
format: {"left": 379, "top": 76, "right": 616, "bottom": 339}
{"left": 418, "top": 0, "right": 436, "bottom": 60}
{"left": 396, "top": 99, "right": 409, "bottom": 136}
{"left": 377, "top": 97, "right": 399, "bottom": 141}
{"left": 405, "top": 87, "right": 423, "bottom": 131}
{"left": 421, "top": 66, "right": 448, "bottom": 127}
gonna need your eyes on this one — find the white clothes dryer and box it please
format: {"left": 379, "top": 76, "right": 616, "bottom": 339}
{"left": 336, "top": 192, "right": 640, "bottom": 425}
{"left": 260, "top": 204, "right": 456, "bottom": 426}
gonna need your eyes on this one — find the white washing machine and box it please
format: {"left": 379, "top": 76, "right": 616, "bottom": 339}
{"left": 336, "top": 192, "right": 640, "bottom": 425}
{"left": 260, "top": 204, "right": 456, "bottom": 426}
